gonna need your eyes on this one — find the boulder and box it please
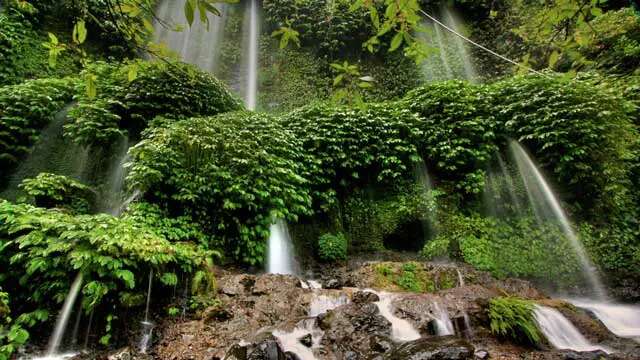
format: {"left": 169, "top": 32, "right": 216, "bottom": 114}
{"left": 383, "top": 336, "right": 474, "bottom": 359}
{"left": 352, "top": 291, "right": 380, "bottom": 304}
{"left": 224, "top": 335, "right": 287, "bottom": 360}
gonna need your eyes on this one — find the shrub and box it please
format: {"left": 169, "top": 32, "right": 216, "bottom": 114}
{"left": 0, "top": 200, "right": 213, "bottom": 348}
{"left": 127, "top": 112, "right": 313, "bottom": 265}
{"left": 19, "top": 173, "right": 95, "bottom": 214}
{"left": 65, "top": 61, "right": 243, "bottom": 146}
{"left": 0, "top": 290, "right": 29, "bottom": 360}
{"left": 488, "top": 297, "right": 540, "bottom": 344}
{"left": 317, "top": 232, "right": 347, "bottom": 262}
{"left": 0, "top": 77, "right": 77, "bottom": 184}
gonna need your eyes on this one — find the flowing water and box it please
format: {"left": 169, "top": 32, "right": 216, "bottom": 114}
{"left": 510, "top": 141, "right": 608, "bottom": 300}
{"left": 432, "top": 301, "right": 455, "bottom": 336}
{"left": 370, "top": 291, "right": 421, "bottom": 341}
{"left": 569, "top": 299, "right": 640, "bottom": 339}
{"left": 33, "top": 274, "right": 84, "bottom": 360}
{"left": 533, "top": 305, "right": 610, "bottom": 353}
{"left": 100, "top": 138, "right": 131, "bottom": 215}
{"left": 139, "top": 270, "right": 154, "bottom": 354}
{"left": 267, "top": 220, "right": 298, "bottom": 275}
{"left": 1, "top": 105, "right": 89, "bottom": 200}
{"left": 243, "top": 0, "right": 260, "bottom": 110}
{"left": 273, "top": 318, "right": 322, "bottom": 360}
{"left": 152, "top": 0, "right": 229, "bottom": 74}
{"left": 309, "top": 293, "right": 349, "bottom": 317}
{"left": 420, "top": 7, "right": 477, "bottom": 82}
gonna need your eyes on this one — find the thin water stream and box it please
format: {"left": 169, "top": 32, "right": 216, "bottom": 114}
{"left": 534, "top": 305, "right": 610, "bottom": 353}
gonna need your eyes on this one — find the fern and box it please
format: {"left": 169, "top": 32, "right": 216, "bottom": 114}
{"left": 488, "top": 297, "right": 541, "bottom": 344}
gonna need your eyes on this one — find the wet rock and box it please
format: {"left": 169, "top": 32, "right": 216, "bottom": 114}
{"left": 383, "top": 336, "right": 474, "bottom": 359}
{"left": 204, "top": 305, "right": 234, "bottom": 322}
{"left": 370, "top": 335, "right": 394, "bottom": 353}
{"left": 220, "top": 274, "right": 256, "bottom": 296}
{"left": 353, "top": 291, "right": 380, "bottom": 304}
{"left": 284, "top": 351, "right": 301, "bottom": 360}
{"left": 108, "top": 347, "right": 133, "bottom": 360}
{"left": 224, "top": 335, "right": 287, "bottom": 360}
{"left": 474, "top": 350, "right": 489, "bottom": 359}
{"left": 253, "top": 274, "right": 300, "bottom": 295}
{"left": 318, "top": 302, "right": 392, "bottom": 357}
{"left": 299, "top": 333, "right": 312, "bottom": 348}
{"left": 522, "top": 349, "right": 626, "bottom": 360}
{"left": 324, "top": 278, "right": 342, "bottom": 289}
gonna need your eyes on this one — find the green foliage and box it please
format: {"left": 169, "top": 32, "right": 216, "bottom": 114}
{"left": 0, "top": 290, "right": 29, "bottom": 360}
{"left": 65, "top": 61, "right": 242, "bottom": 146}
{"left": 0, "top": 12, "right": 80, "bottom": 86}
{"left": 401, "top": 81, "right": 497, "bottom": 195}
{"left": 420, "top": 235, "right": 450, "bottom": 260}
{"left": 317, "top": 232, "right": 347, "bottom": 262}
{"left": 19, "top": 173, "right": 95, "bottom": 214}
{"left": 396, "top": 262, "right": 422, "bottom": 292}
{"left": 127, "top": 112, "right": 313, "bottom": 265}
{"left": 0, "top": 200, "right": 212, "bottom": 344}
{"left": 488, "top": 297, "right": 540, "bottom": 344}
{"left": 263, "top": 0, "right": 376, "bottom": 56}
{"left": 0, "top": 77, "right": 77, "bottom": 184}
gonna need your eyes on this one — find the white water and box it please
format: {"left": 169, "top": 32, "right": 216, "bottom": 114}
{"left": 309, "top": 293, "right": 349, "bottom": 317}
{"left": 138, "top": 270, "right": 154, "bottom": 354}
{"left": 510, "top": 141, "right": 608, "bottom": 300}
{"left": 370, "top": 291, "right": 421, "bottom": 341}
{"left": 420, "top": 8, "right": 477, "bottom": 82}
{"left": 569, "top": 299, "right": 640, "bottom": 339}
{"left": 273, "top": 319, "right": 322, "bottom": 360}
{"left": 152, "top": 0, "right": 229, "bottom": 74}
{"left": 35, "top": 274, "right": 83, "bottom": 359}
{"left": 533, "top": 306, "right": 610, "bottom": 353}
{"left": 442, "top": 7, "right": 476, "bottom": 82}
{"left": 267, "top": 220, "right": 298, "bottom": 275}
{"left": 432, "top": 301, "right": 455, "bottom": 336}
{"left": 243, "top": 0, "right": 259, "bottom": 110}
{"left": 101, "top": 138, "right": 131, "bottom": 215}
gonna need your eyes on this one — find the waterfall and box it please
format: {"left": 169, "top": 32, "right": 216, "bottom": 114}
{"left": 533, "top": 306, "right": 610, "bottom": 353}
{"left": 309, "top": 294, "right": 349, "bottom": 317}
{"left": 510, "top": 141, "right": 608, "bottom": 300}
{"left": 273, "top": 318, "right": 322, "bottom": 360}
{"left": 420, "top": 8, "right": 477, "bottom": 82}
{"left": 1, "top": 104, "right": 88, "bottom": 200}
{"left": 36, "top": 274, "right": 84, "bottom": 359}
{"left": 432, "top": 301, "right": 455, "bottom": 336}
{"left": 416, "top": 160, "right": 438, "bottom": 241}
{"left": 152, "top": 0, "right": 229, "bottom": 74}
{"left": 371, "top": 291, "right": 421, "bottom": 341}
{"left": 442, "top": 7, "right": 477, "bottom": 82}
{"left": 100, "top": 138, "right": 131, "bottom": 216}
{"left": 483, "top": 153, "right": 524, "bottom": 218}
{"left": 243, "top": 0, "right": 260, "bottom": 110}
{"left": 569, "top": 299, "right": 640, "bottom": 339}
{"left": 138, "top": 270, "right": 154, "bottom": 354}
{"left": 266, "top": 220, "right": 298, "bottom": 275}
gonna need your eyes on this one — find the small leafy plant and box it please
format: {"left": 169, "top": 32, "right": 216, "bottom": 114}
{"left": 318, "top": 232, "right": 348, "bottom": 262}
{"left": 488, "top": 297, "right": 540, "bottom": 344}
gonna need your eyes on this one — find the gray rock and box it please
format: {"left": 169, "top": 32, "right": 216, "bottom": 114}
{"left": 352, "top": 291, "right": 380, "bottom": 304}
{"left": 383, "top": 336, "right": 474, "bottom": 359}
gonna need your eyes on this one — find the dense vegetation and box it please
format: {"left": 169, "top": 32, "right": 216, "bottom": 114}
{"left": 0, "top": 0, "right": 639, "bottom": 356}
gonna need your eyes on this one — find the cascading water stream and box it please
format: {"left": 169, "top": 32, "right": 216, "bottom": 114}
{"left": 441, "top": 7, "right": 476, "bottom": 82}
{"left": 568, "top": 299, "right": 640, "bottom": 339}
{"left": 533, "top": 305, "right": 610, "bottom": 353}
{"left": 34, "top": 273, "right": 84, "bottom": 360}
{"left": 433, "top": 23, "right": 454, "bottom": 79}
{"left": 266, "top": 220, "right": 298, "bottom": 275}
{"left": 243, "top": 0, "right": 259, "bottom": 110}
{"left": 432, "top": 301, "right": 455, "bottom": 336}
{"left": 509, "top": 141, "right": 608, "bottom": 300}
{"left": 138, "top": 270, "right": 155, "bottom": 354}
{"left": 370, "top": 291, "right": 421, "bottom": 341}
{"left": 152, "top": 0, "right": 229, "bottom": 74}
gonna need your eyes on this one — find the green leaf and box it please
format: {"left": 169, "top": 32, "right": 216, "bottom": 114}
{"left": 389, "top": 32, "right": 403, "bottom": 52}
{"left": 72, "top": 20, "right": 87, "bottom": 45}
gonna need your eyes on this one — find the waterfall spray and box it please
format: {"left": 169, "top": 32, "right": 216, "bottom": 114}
{"left": 44, "top": 273, "right": 84, "bottom": 358}
{"left": 510, "top": 141, "right": 608, "bottom": 300}
{"left": 244, "top": 0, "right": 259, "bottom": 110}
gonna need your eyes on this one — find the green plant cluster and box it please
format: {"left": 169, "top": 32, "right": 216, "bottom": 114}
{"left": 127, "top": 112, "right": 313, "bottom": 264}
{"left": 0, "top": 290, "right": 29, "bottom": 360}
{"left": 263, "top": 0, "right": 376, "bottom": 56}
{"left": 65, "top": 61, "right": 243, "bottom": 146}
{"left": 373, "top": 262, "right": 457, "bottom": 293}
{"left": 19, "top": 173, "right": 95, "bottom": 214}
{"left": 0, "top": 77, "right": 77, "bottom": 184}
{"left": 0, "top": 12, "right": 80, "bottom": 86}
{"left": 0, "top": 200, "right": 213, "bottom": 350}
{"left": 317, "top": 232, "right": 347, "bottom": 262}
{"left": 488, "top": 297, "right": 540, "bottom": 345}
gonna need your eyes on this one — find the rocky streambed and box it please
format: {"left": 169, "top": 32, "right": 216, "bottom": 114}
{"left": 122, "top": 262, "right": 640, "bottom": 360}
